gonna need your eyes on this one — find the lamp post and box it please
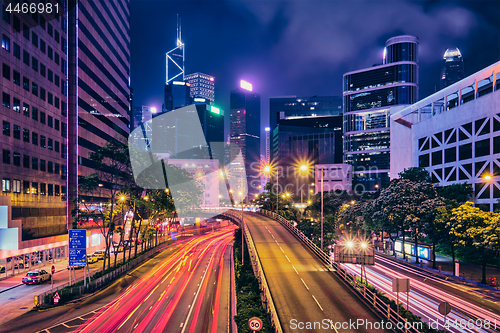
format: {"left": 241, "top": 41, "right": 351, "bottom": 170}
{"left": 238, "top": 191, "right": 244, "bottom": 266}
{"left": 264, "top": 165, "right": 279, "bottom": 212}
{"left": 315, "top": 166, "right": 325, "bottom": 251}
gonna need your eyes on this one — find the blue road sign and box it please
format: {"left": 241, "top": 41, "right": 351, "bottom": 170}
{"left": 69, "top": 229, "right": 87, "bottom": 267}
{"left": 171, "top": 230, "right": 177, "bottom": 240}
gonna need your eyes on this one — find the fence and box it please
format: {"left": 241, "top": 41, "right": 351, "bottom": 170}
{"left": 258, "top": 209, "right": 422, "bottom": 333}
{"left": 221, "top": 210, "right": 283, "bottom": 333}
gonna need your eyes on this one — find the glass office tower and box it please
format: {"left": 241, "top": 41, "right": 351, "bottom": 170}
{"left": 440, "top": 47, "right": 464, "bottom": 89}
{"left": 343, "top": 35, "right": 418, "bottom": 190}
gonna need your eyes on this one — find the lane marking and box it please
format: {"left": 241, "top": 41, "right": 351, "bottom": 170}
{"left": 180, "top": 323, "right": 184, "bottom": 328}
{"left": 292, "top": 265, "right": 298, "bottom": 275}
{"left": 279, "top": 247, "right": 284, "bottom": 254}
{"left": 301, "top": 278, "right": 309, "bottom": 290}
{"left": 312, "top": 295, "right": 323, "bottom": 311}
{"left": 285, "top": 255, "right": 290, "bottom": 263}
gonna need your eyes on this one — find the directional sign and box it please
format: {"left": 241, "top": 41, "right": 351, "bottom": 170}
{"left": 69, "top": 229, "right": 87, "bottom": 267}
{"left": 438, "top": 301, "right": 451, "bottom": 315}
{"left": 248, "top": 317, "right": 263, "bottom": 331}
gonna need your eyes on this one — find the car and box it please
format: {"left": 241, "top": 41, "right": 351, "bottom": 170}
{"left": 87, "top": 254, "right": 98, "bottom": 264}
{"left": 22, "top": 269, "right": 51, "bottom": 285}
{"left": 93, "top": 250, "right": 106, "bottom": 260}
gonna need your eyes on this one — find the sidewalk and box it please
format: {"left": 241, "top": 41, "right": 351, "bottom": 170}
{"left": 378, "top": 249, "right": 500, "bottom": 290}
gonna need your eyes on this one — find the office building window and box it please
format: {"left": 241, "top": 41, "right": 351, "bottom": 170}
{"left": 2, "top": 34, "right": 10, "bottom": 51}
{"left": 61, "top": 165, "right": 66, "bottom": 179}
{"left": 12, "top": 179, "right": 20, "bottom": 193}
{"left": 61, "top": 122, "right": 66, "bottom": 137}
{"left": 48, "top": 23, "right": 53, "bottom": 36}
{"left": 2, "top": 63, "right": 10, "bottom": 80}
{"left": 3, "top": 121, "right": 10, "bottom": 136}
{"left": 55, "top": 163, "right": 59, "bottom": 175}
{"left": 55, "top": 185, "right": 60, "bottom": 196}
{"left": 55, "top": 74, "right": 60, "bottom": 87}
{"left": 40, "top": 135, "right": 46, "bottom": 148}
{"left": 13, "top": 42, "right": 19, "bottom": 58}
{"left": 55, "top": 52, "right": 59, "bottom": 65}
{"left": 2, "top": 178, "right": 10, "bottom": 192}
{"left": 40, "top": 112, "right": 46, "bottom": 124}
{"left": 32, "top": 157, "right": 38, "bottom": 170}
{"left": 2, "top": 92, "right": 9, "bottom": 108}
{"left": 40, "top": 63, "right": 46, "bottom": 77}
{"left": 13, "top": 16, "right": 20, "bottom": 31}
{"left": 48, "top": 138, "right": 53, "bottom": 150}
{"left": 32, "top": 132, "right": 38, "bottom": 145}
{"left": 48, "top": 69, "right": 53, "bottom": 82}
{"left": 23, "top": 102, "right": 29, "bottom": 116}
{"left": 23, "top": 128, "right": 29, "bottom": 142}
{"left": 31, "top": 57, "right": 38, "bottom": 71}
{"left": 40, "top": 15, "right": 45, "bottom": 29}
{"left": 13, "top": 152, "right": 20, "bottom": 166}
{"left": 40, "top": 39, "right": 45, "bottom": 53}
{"left": 23, "top": 76, "right": 29, "bottom": 90}
{"left": 48, "top": 46, "right": 53, "bottom": 59}
{"left": 23, "top": 154, "right": 29, "bottom": 168}
{"left": 31, "top": 182, "right": 38, "bottom": 195}
{"left": 23, "top": 180, "right": 30, "bottom": 194}
{"left": 48, "top": 115, "right": 53, "bottom": 127}
{"left": 55, "top": 30, "right": 59, "bottom": 43}
{"left": 13, "top": 97, "right": 20, "bottom": 112}
{"left": 55, "top": 97, "right": 59, "bottom": 108}
{"left": 13, "top": 70, "right": 20, "bottom": 85}
{"left": 31, "top": 32, "right": 38, "bottom": 47}
{"left": 47, "top": 184, "right": 53, "bottom": 196}
{"left": 32, "top": 82, "right": 38, "bottom": 96}
{"left": 13, "top": 124, "right": 20, "bottom": 139}
{"left": 55, "top": 141, "right": 60, "bottom": 152}
{"left": 40, "top": 87, "right": 46, "bottom": 101}
{"left": 2, "top": 5, "right": 10, "bottom": 23}
{"left": 23, "top": 50, "right": 29, "bottom": 65}
{"left": 48, "top": 92, "right": 53, "bottom": 105}
{"left": 55, "top": 119, "right": 60, "bottom": 130}
{"left": 40, "top": 159, "right": 46, "bottom": 171}
{"left": 48, "top": 161, "right": 53, "bottom": 173}
{"left": 23, "top": 24, "right": 29, "bottom": 39}
{"left": 32, "top": 107, "right": 38, "bottom": 120}
{"left": 3, "top": 149, "right": 10, "bottom": 164}
{"left": 40, "top": 183, "right": 46, "bottom": 195}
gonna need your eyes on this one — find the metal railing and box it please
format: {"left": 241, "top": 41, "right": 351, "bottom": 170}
{"left": 258, "top": 209, "right": 422, "bottom": 333}
{"left": 221, "top": 210, "right": 283, "bottom": 333}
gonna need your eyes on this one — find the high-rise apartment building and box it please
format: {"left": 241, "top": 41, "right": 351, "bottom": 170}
{"left": 440, "top": 47, "right": 464, "bottom": 89}
{"left": 343, "top": 35, "right": 419, "bottom": 190}
{"left": 269, "top": 95, "right": 342, "bottom": 133}
{"left": 230, "top": 81, "right": 260, "bottom": 199}
{"left": 184, "top": 72, "right": 215, "bottom": 104}
{"left": 68, "top": 0, "right": 131, "bottom": 222}
{"left": 1, "top": 5, "right": 69, "bottom": 239}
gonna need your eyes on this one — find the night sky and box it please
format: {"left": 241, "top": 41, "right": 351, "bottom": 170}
{"left": 130, "top": 0, "right": 500, "bottom": 135}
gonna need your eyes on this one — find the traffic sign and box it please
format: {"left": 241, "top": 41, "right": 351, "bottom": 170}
{"left": 438, "top": 301, "right": 451, "bottom": 315}
{"left": 51, "top": 265, "right": 55, "bottom": 275}
{"left": 34, "top": 295, "right": 39, "bottom": 307}
{"left": 248, "top": 317, "right": 263, "bottom": 331}
{"left": 53, "top": 292, "right": 60, "bottom": 304}
{"left": 69, "top": 229, "right": 87, "bottom": 267}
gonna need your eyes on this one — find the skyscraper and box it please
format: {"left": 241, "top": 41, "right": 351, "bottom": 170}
{"left": 164, "top": 81, "right": 191, "bottom": 112}
{"left": 184, "top": 72, "right": 215, "bottom": 104}
{"left": 230, "top": 81, "right": 260, "bottom": 199}
{"left": 269, "top": 95, "right": 342, "bottom": 133}
{"left": 68, "top": 0, "right": 131, "bottom": 221}
{"left": 343, "top": 35, "right": 418, "bottom": 190}
{"left": 1, "top": 5, "right": 69, "bottom": 239}
{"left": 440, "top": 47, "right": 464, "bottom": 89}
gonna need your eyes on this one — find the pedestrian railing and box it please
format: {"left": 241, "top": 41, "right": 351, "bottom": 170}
{"left": 221, "top": 210, "right": 283, "bottom": 333}
{"left": 258, "top": 209, "right": 422, "bottom": 333}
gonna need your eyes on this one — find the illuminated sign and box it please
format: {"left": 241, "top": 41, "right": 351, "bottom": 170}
{"left": 210, "top": 106, "right": 220, "bottom": 114}
{"left": 209, "top": 77, "right": 214, "bottom": 82}
{"left": 265, "top": 127, "right": 270, "bottom": 132}
{"left": 194, "top": 98, "right": 206, "bottom": 102}
{"left": 173, "top": 81, "right": 185, "bottom": 85}
{"left": 240, "top": 80, "right": 253, "bottom": 91}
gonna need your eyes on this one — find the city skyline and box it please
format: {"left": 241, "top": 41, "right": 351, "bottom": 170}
{"left": 130, "top": 0, "right": 500, "bottom": 124}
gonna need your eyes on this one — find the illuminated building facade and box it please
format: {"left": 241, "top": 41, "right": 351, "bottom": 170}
{"left": 343, "top": 35, "right": 419, "bottom": 191}
{"left": 184, "top": 72, "right": 215, "bottom": 103}
{"left": 391, "top": 61, "right": 500, "bottom": 212}
{"left": 230, "top": 81, "right": 260, "bottom": 199}
{"left": 440, "top": 47, "right": 465, "bottom": 89}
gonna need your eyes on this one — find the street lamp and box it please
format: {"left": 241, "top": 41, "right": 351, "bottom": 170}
{"left": 164, "top": 188, "right": 169, "bottom": 193}
{"left": 484, "top": 175, "right": 492, "bottom": 182}
{"left": 263, "top": 163, "right": 279, "bottom": 213}
{"left": 316, "top": 165, "right": 326, "bottom": 251}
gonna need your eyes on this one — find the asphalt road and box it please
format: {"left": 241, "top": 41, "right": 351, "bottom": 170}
{"left": 244, "top": 212, "right": 390, "bottom": 333}
{"left": 0, "top": 226, "right": 235, "bottom": 333}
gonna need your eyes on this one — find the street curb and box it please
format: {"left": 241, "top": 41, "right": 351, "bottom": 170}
{"left": 0, "top": 283, "right": 23, "bottom": 294}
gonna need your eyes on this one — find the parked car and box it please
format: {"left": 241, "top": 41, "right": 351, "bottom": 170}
{"left": 93, "top": 250, "right": 106, "bottom": 260}
{"left": 87, "top": 254, "right": 98, "bottom": 264}
{"left": 22, "top": 269, "right": 51, "bottom": 285}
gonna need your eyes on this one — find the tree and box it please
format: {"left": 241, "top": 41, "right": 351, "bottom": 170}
{"left": 437, "top": 183, "right": 472, "bottom": 204}
{"left": 448, "top": 202, "right": 499, "bottom": 284}
{"left": 397, "top": 167, "right": 432, "bottom": 182}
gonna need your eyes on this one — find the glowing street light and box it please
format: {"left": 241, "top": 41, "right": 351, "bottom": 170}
{"left": 143, "top": 196, "right": 149, "bottom": 201}
{"left": 151, "top": 106, "right": 157, "bottom": 114}
{"left": 484, "top": 175, "right": 492, "bottom": 182}
{"left": 351, "top": 200, "right": 356, "bottom": 205}
{"left": 120, "top": 196, "right": 125, "bottom": 201}
{"left": 346, "top": 241, "right": 355, "bottom": 249}
{"left": 165, "top": 188, "right": 169, "bottom": 193}
{"left": 307, "top": 200, "right": 312, "bottom": 205}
